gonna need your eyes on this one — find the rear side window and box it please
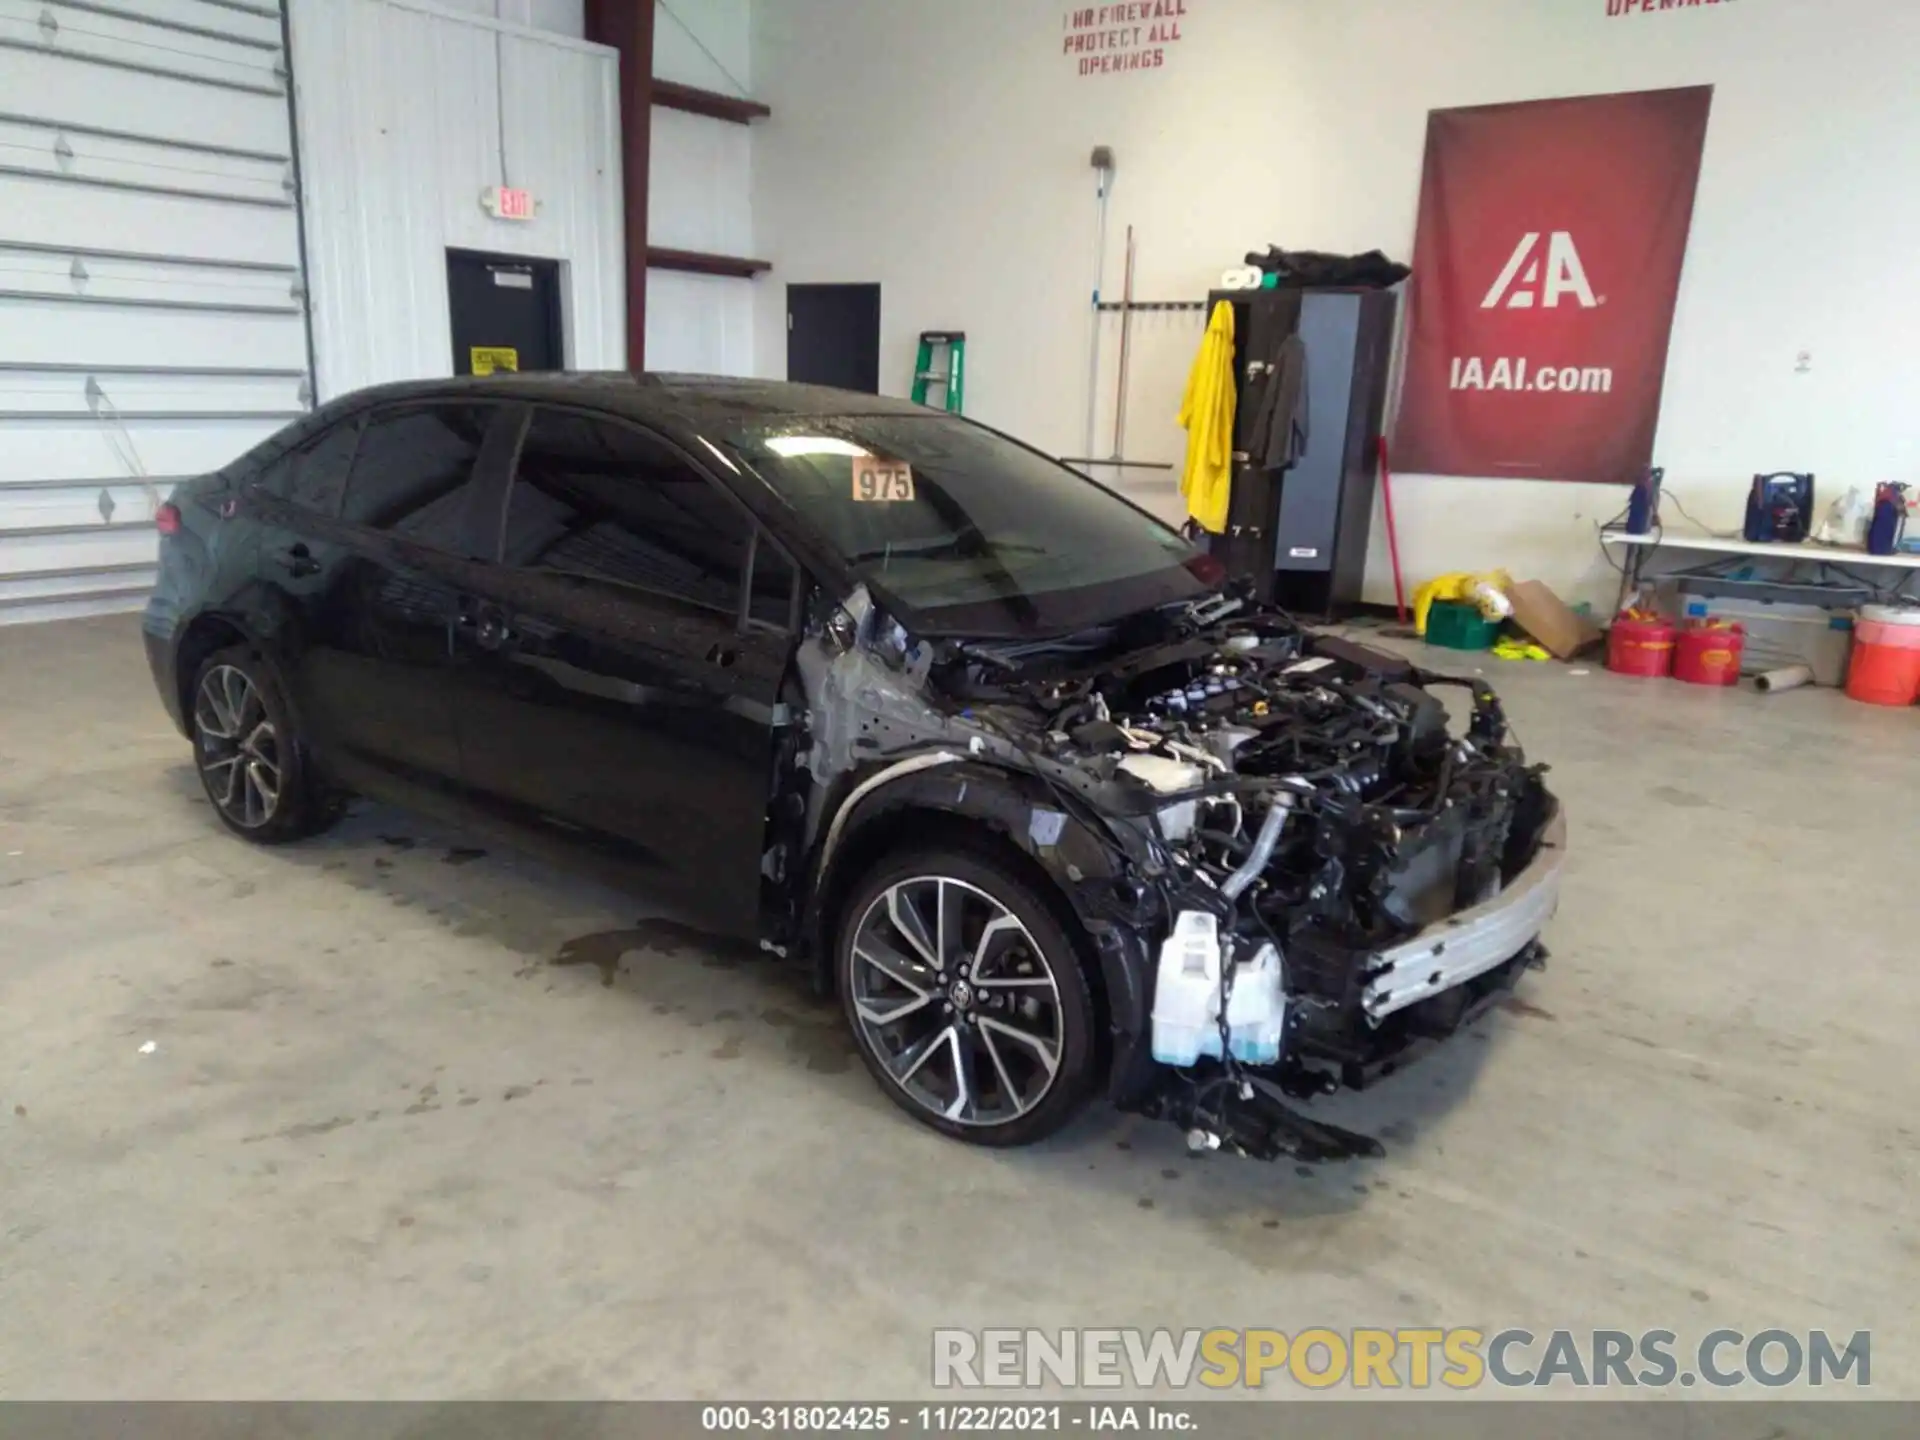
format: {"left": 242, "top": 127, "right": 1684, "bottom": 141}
{"left": 252, "top": 415, "right": 362, "bottom": 516}
{"left": 504, "top": 409, "right": 751, "bottom": 616}
{"left": 342, "top": 405, "right": 495, "bottom": 544}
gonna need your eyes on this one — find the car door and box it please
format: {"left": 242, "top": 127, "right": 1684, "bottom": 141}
{"left": 448, "top": 405, "right": 799, "bottom": 931}
{"left": 272, "top": 400, "right": 519, "bottom": 796}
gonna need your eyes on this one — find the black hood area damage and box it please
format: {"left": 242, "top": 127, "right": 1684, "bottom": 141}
{"left": 775, "top": 586, "right": 1557, "bottom": 1163}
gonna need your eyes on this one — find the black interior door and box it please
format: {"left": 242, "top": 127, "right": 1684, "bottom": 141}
{"left": 787, "top": 283, "right": 881, "bottom": 393}
{"left": 448, "top": 250, "right": 563, "bottom": 376}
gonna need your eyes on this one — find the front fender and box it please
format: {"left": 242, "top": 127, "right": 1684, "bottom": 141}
{"left": 808, "top": 757, "right": 1163, "bottom": 1104}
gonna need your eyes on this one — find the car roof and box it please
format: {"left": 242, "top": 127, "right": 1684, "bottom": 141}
{"left": 325, "top": 372, "right": 932, "bottom": 434}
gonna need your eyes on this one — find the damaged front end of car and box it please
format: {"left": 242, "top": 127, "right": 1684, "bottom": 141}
{"left": 773, "top": 586, "right": 1565, "bottom": 1163}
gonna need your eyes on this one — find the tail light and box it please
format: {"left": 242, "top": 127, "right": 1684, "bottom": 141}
{"left": 155, "top": 502, "right": 182, "bottom": 536}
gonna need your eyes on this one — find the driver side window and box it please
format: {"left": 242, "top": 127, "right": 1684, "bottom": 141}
{"left": 504, "top": 409, "right": 750, "bottom": 617}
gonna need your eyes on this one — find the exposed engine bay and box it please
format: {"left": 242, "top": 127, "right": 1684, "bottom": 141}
{"left": 781, "top": 586, "right": 1564, "bottom": 1163}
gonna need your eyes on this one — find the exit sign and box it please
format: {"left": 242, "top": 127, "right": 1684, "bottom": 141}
{"left": 481, "top": 186, "right": 535, "bottom": 221}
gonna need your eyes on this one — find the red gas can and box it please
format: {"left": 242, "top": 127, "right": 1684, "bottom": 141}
{"left": 1607, "top": 613, "right": 1676, "bottom": 678}
{"left": 1673, "top": 620, "right": 1745, "bottom": 686}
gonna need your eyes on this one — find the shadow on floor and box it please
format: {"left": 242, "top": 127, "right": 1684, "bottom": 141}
{"left": 158, "top": 762, "right": 1518, "bottom": 1227}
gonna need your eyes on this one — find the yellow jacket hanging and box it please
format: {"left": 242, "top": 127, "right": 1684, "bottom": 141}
{"left": 1177, "top": 300, "right": 1237, "bottom": 534}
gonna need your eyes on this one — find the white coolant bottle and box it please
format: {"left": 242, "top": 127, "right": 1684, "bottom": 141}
{"left": 1151, "top": 911, "right": 1223, "bottom": 1066}
{"left": 1224, "top": 942, "right": 1286, "bottom": 1065}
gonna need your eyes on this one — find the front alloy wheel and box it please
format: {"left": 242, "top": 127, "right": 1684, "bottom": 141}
{"left": 194, "top": 663, "right": 281, "bottom": 829}
{"left": 839, "top": 851, "right": 1096, "bottom": 1145}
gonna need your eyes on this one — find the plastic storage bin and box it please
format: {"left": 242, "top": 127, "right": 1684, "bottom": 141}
{"left": 1425, "top": 600, "right": 1501, "bottom": 651}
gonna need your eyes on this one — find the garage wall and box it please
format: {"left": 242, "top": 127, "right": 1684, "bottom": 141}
{"left": 431, "top": 0, "right": 583, "bottom": 38}
{"left": 647, "top": 0, "right": 756, "bottom": 375}
{"left": 752, "top": 0, "right": 1920, "bottom": 611}
{"left": 288, "top": 0, "right": 623, "bottom": 399}
{"left": 0, "top": 0, "right": 308, "bottom": 626}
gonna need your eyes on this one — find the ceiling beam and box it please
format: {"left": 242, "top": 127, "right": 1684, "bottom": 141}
{"left": 652, "top": 79, "right": 770, "bottom": 125}
{"left": 647, "top": 247, "right": 771, "bottom": 279}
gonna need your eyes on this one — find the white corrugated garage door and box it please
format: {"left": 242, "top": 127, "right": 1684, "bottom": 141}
{"left": 0, "top": 0, "right": 310, "bottom": 624}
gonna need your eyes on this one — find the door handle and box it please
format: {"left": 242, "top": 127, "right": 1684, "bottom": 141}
{"left": 273, "top": 543, "right": 321, "bottom": 578}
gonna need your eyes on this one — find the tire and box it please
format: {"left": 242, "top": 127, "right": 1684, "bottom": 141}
{"left": 189, "top": 644, "right": 342, "bottom": 844}
{"left": 836, "top": 845, "right": 1098, "bottom": 1147}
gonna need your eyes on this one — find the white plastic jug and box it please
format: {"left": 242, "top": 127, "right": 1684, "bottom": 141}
{"left": 1224, "top": 943, "right": 1285, "bottom": 1064}
{"left": 1150, "top": 913, "right": 1287, "bottom": 1067}
{"left": 1151, "top": 911, "right": 1222, "bottom": 1065}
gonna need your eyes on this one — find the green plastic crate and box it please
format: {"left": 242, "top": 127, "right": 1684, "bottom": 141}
{"left": 1426, "top": 600, "right": 1501, "bottom": 651}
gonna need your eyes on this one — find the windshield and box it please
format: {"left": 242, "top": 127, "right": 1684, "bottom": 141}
{"left": 726, "top": 414, "right": 1213, "bottom": 636}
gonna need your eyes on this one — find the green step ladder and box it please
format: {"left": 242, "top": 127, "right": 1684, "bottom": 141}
{"left": 911, "top": 331, "right": 966, "bottom": 414}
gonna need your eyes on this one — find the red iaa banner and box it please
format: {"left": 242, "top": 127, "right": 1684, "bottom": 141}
{"left": 1392, "top": 87, "right": 1713, "bottom": 484}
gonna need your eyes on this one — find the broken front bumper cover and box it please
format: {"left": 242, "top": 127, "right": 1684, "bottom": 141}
{"left": 1361, "top": 805, "right": 1566, "bottom": 1023}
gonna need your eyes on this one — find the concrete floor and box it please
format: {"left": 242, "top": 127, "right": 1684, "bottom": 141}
{"left": 2, "top": 613, "right": 1915, "bottom": 1399}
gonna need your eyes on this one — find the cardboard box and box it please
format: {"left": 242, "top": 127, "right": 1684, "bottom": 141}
{"left": 1506, "top": 579, "right": 1604, "bottom": 660}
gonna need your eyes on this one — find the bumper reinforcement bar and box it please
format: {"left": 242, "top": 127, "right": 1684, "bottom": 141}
{"left": 1362, "top": 806, "right": 1566, "bottom": 1023}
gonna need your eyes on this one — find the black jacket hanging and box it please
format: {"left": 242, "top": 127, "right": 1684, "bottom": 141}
{"left": 1239, "top": 290, "right": 1309, "bottom": 473}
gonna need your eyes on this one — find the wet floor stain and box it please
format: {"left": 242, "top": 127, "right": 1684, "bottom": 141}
{"left": 1651, "top": 785, "right": 1711, "bottom": 809}
{"left": 545, "top": 922, "right": 851, "bottom": 1073}
{"left": 243, "top": 1116, "right": 353, "bottom": 1144}
{"left": 503, "top": 1085, "right": 532, "bottom": 1101}
{"left": 1136, "top": 1197, "right": 1155, "bottom": 1210}
{"left": 442, "top": 846, "right": 487, "bottom": 866}
{"left": 760, "top": 1003, "right": 855, "bottom": 1074}
{"left": 1606, "top": 1029, "right": 1660, "bottom": 1050}
{"left": 551, "top": 918, "right": 761, "bottom": 987}
{"left": 1503, "top": 996, "right": 1557, "bottom": 1022}
{"left": 379, "top": 835, "right": 417, "bottom": 850}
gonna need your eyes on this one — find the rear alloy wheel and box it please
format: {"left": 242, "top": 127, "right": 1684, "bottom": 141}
{"left": 195, "top": 664, "right": 282, "bottom": 829}
{"left": 190, "top": 645, "right": 341, "bottom": 843}
{"left": 838, "top": 850, "right": 1096, "bottom": 1146}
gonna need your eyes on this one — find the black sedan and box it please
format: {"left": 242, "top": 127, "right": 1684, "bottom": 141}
{"left": 144, "top": 374, "right": 1564, "bottom": 1161}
